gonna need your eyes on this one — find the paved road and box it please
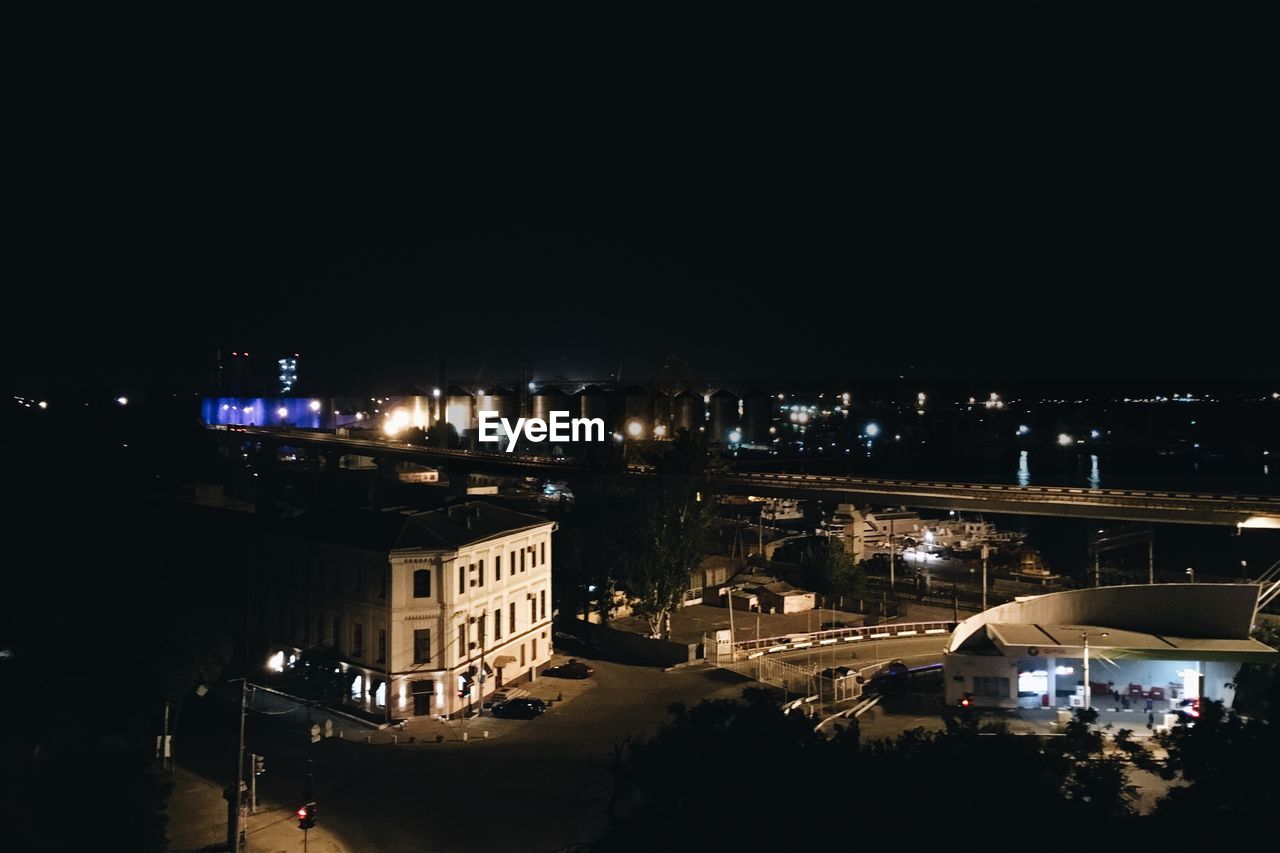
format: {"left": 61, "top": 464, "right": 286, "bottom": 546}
{"left": 178, "top": 659, "right": 751, "bottom": 852}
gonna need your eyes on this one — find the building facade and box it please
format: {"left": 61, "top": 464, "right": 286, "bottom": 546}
{"left": 255, "top": 501, "right": 555, "bottom": 719}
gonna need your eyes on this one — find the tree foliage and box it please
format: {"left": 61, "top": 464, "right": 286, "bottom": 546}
{"left": 623, "top": 433, "right": 717, "bottom": 638}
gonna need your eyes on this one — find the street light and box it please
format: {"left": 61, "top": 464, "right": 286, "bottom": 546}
{"left": 1081, "top": 631, "right": 1109, "bottom": 712}
{"left": 1057, "top": 432, "right": 1073, "bottom": 447}
{"left": 1185, "top": 567, "right": 1195, "bottom": 583}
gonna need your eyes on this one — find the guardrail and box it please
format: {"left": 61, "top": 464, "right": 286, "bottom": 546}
{"left": 706, "top": 619, "right": 955, "bottom": 665}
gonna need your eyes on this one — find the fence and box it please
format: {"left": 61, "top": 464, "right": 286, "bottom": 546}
{"left": 705, "top": 619, "right": 956, "bottom": 666}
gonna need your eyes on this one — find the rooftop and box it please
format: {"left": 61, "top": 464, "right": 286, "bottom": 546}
{"left": 272, "top": 502, "right": 552, "bottom": 553}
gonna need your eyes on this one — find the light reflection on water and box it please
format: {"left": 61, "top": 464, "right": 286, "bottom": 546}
{"left": 1017, "top": 450, "right": 1030, "bottom": 487}
{"left": 1014, "top": 451, "right": 1102, "bottom": 488}
{"left": 1089, "top": 454, "right": 1101, "bottom": 489}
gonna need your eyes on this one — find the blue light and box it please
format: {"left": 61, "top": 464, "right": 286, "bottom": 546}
{"left": 865, "top": 422, "right": 880, "bottom": 437}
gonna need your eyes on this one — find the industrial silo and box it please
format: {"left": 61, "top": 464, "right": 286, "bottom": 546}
{"left": 708, "top": 388, "right": 739, "bottom": 444}
{"left": 445, "top": 385, "right": 475, "bottom": 436}
{"left": 674, "top": 389, "right": 703, "bottom": 435}
{"left": 575, "top": 385, "right": 611, "bottom": 434}
{"left": 532, "top": 386, "right": 568, "bottom": 423}
{"left": 742, "top": 390, "right": 774, "bottom": 444}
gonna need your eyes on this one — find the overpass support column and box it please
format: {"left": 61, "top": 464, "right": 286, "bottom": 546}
{"left": 254, "top": 442, "right": 280, "bottom": 516}
{"left": 447, "top": 465, "right": 473, "bottom": 499}
{"left": 369, "top": 458, "right": 398, "bottom": 510}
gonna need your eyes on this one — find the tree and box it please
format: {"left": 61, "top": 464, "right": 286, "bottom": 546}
{"left": 772, "top": 535, "right": 866, "bottom": 600}
{"left": 624, "top": 433, "right": 716, "bottom": 639}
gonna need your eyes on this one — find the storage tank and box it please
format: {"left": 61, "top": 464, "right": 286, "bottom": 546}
{"left": 575, "top": 385, "right": 611, "bottom": 433}
{"left": 741, "top": 390, "right": 774, "bottom": 444}
{"left": 445, "top": 385, "right": 474, "bottom": 436}
{"left": 532, "top": 386, "right": 568, "bottom": 423}
{"left": 475, "top": 385, "right": 519, "bottom": 424}
{"left": 619, "top": 385, "right": 652, "bottom": 439}
{"left": 708, "top": 388, "right": 739, "bottom": 444}
{"left": 674, "top": 389, "right": 703, "bottom": 435}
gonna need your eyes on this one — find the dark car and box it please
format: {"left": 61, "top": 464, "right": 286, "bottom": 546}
{"left": 492, "top": 698, "right": 547, "bottom": 719}
{"left": 545, "top": 658, "right": 595, "bottom": 679}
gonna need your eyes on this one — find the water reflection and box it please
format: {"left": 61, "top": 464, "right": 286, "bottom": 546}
{"left": 1018, "top": 450, "right": 1031, "bottom": 487}
{"left": 1089, "top": 454, "right": 1101, "bottom": 489}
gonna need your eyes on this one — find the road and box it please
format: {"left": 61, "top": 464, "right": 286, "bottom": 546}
{"left": 226, "top": 427, "right": 1280, "bottom": 526}
{"left": 177, "top": 658, "right": 751, "bottom": 852}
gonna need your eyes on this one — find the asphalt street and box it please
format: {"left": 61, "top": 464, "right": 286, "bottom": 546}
{"left": 176, "top": 658, "right": 752, "bottom": 852}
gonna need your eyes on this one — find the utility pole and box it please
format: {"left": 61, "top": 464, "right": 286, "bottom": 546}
{"left": 1094, "top": 553, "right": 1101, "bottom": 588}
{"left": 1081, "top": 631, "right": 1109, "bottom": 712}
{"left": 1149, "top": 541, "right": 1155, "bottom": 585}
{"left": 726, "top": 585, "right": 736, "bottom": 662}
{"left": 229, "top": 679, "right": 248, "bottom": 853}
{"left": 477, "top": 612, "right": 486, "bottom": 716}
{"left": 981, "top": 544, "right": 989, "bottom": 612}
{"left": 888, "top": 517, "right": 895, "bottom": 592}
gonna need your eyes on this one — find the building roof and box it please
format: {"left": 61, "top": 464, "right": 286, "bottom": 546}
{"left": 985, "top": 622, "right": 1278, "bottom": 663}
{"left": 395, "top": 502, "right": 552, "bottom": 551}
{"left": 272, "top": 502, "right": 552, "bottom": 554}
{"left": 949, "top": 584, "right": 1278, "bottom": 663}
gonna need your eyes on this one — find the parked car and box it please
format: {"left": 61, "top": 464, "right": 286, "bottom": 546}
{"left": 545, "top": 659, "right": 595, "bottom": 679}
{"left": 1172, "top": 698, "right": 1200, "bottom": 720}
{"left": 492, "top": 698, "right": 547, "bottom": 719}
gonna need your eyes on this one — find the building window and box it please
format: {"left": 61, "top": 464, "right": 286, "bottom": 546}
{"left": 494, "top": 609, "right": 502, "bottom": 640}
{"left": 532, "top": 638, "right": 537, "bottom": 660}
{"left": 469, "top": 563, "right": 477, "bottom": 588}
{"left": 520, "top": 643, "right": 526, "bottom": 667}
{"left": 458, "top": 564, "right": 465, "bottom": 595}
{"left": 352, "top": 624, "right": 364, "bottom": 658}
{"left": 478, "top": 559, "right": 485, "bottom": 587}
{"left": 973, "top": 676, "right": 1010, "bottom": 698}
{"left": 540, "top": 589, "right": 546, "bottom": 620}
{"left": 510, "top": 602, "right": 516, "bottom": 634}
{"left": 458, "top": 624, "right": 468, "bottom": 662}
{"left": 413, "top": 629, "right": 431, "bottom": 664}
{"left": 496, "top": 555, "right": 502, "bottom": 580}
{"left": 413, "top": 569, "right": 431, "bottom": 598}
{"left": 541, "top": 541, "right": 546, "bottom": 566}
{"left": 530, "top": 599, "right": 536, "bottom": 625}
{"left": 520, "top": 549, "right": 526, "bottom": 573}
{"left": 377, "top": 628, "right": 387, "bottom": 663}
{"left": 510, "top": 551, "right": 515, "bottom": 575}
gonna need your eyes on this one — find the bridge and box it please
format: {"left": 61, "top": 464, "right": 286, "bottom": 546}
{"left": 221, "top": 427, "right": 1280, "bottom": 528}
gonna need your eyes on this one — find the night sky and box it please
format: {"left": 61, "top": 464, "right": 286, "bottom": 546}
{"left": 9, "top": 42, "right": 1274, "bottom": 398}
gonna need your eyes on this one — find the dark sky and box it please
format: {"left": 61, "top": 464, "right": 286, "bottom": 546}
{"left": 9, "top": 36, "right": 1275, "bottom": 398}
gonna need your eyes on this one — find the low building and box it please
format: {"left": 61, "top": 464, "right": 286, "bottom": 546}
{"left": 944, "top": 584, "right": 1278, "bottom": 714}
{"left": 705, "top": 570, "right": 816, "bottom": 614}
{"left": 253, "top": 501, "right": 555, "bottom": 719}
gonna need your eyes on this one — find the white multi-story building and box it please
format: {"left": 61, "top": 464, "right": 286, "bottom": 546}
{"left": 255, "top": 501, "right": 555, "bottom": 719}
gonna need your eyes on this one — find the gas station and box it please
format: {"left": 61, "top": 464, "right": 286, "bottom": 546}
{"left": 944, "top": 584, "right": 1277, "bottom": 726}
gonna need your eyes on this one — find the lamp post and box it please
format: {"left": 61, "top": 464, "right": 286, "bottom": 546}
{"left": 1185, "top": 567, "right": 1195, "bottom": 583}
{"left": 1081, "top": 631, "right": 1108, "bottom": 712}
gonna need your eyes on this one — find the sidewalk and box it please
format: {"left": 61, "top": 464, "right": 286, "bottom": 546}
{"left": 167, "top": 767, "right": 347, "bottom": 853}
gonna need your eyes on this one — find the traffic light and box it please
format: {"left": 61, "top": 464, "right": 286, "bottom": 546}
{"left": 960, "top": 692, "right": 973, "bottom": 709}
{"left": 253, "top": 755, "right": 265, "bottom": 776}
{"left": 296, "top": 802, "right": 317, "bottom": 830}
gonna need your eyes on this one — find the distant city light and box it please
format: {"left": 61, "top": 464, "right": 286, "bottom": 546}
{"left": 433, "top": 388, "right": 442, "bottom": 397}
{"left": 865, "top": 422, "right": 880, "bottom": 437}
{"left": 116, "top": 396, "right": 129, "bottom": 406}
{"left": 309, "top": 400, "right": 322, "bottom": 412}
{"left": 653, "top": 424, "right": 668, "bottom": 438}
{"left": 1090, "top": 429, "right": 1101, "bottom": 439}
{"left": 728, "top": 429, "right": 742, "bottom": 444}
{"left": 38, "top": 401, "right": 47, "bottom": 409}
{"left": 1058, "top": 433, "right": 1073, "bottom": 446}
{"left": 1017, "top": 425, "right": 1030, "bottom": 435}
{"left": 627, "top": 421, "right": 644, "bottom": 438}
